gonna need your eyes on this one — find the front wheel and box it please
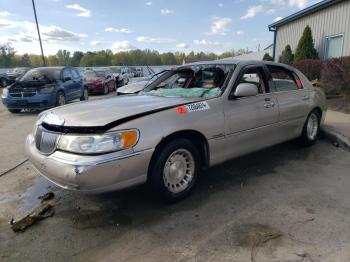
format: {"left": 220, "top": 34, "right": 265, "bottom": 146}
{"left": 1, "top": 78, "right": 8, "bottom": 88}
{"left": 8, "top": 109, "right": 21, "bottom": 114}
{"left": 300, "top": 110, "right": 320, "bottom": 146}
{"left": 103, "top": 84, "right": 109, "bottom": 94}
{"left": 149, "top": 139, "right": 200, "bottom": 202}
{"left": 56, "top": 91, "right": 66, "bottom": 107}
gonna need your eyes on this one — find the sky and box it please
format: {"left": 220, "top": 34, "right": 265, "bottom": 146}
{"left": 0, "top": 0, "right": 321, "bottom": 55}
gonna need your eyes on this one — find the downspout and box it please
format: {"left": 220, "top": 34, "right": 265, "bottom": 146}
{"left": 269, "top": 26, "right": 277, "bottom": 61}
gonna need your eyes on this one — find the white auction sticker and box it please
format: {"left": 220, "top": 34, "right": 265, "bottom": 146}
{"left": 185, "top": 101, "right": 210, "bottom": 112}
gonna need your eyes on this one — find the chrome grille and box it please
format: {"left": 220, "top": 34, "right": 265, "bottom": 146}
{"left": 35, "top": 125, "right": 60, "bottom": 154}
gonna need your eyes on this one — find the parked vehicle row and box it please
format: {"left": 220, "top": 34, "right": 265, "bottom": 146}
{"left": 1, "top": 67, "right": 88, "bottom": 113}
{"left": 25, "top": 60, "right": 327, "bottom": 202}
{"left": 83, "top": 69, "right": 116, "bottom": 95}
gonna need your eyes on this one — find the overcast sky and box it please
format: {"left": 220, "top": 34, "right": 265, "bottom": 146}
{"left": 0, "top": 0, "right": 320, "bottom": 55}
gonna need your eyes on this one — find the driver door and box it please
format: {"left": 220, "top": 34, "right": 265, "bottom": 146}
{"left": 223, "top": 65, "right": 279, "bottom": 159}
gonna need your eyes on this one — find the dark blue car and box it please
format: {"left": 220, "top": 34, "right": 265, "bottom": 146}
{"left": 1, "top": 67, "right": 88, "bottom": 113}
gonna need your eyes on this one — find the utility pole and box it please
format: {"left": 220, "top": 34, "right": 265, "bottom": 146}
{"left": 32, "top": 0, "right": 46, "bottom": 66}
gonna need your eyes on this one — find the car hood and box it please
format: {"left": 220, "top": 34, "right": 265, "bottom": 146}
{"left": 46, "top": 95, "right": 202, "bottom": 128}
{"left": 118, "top": 81, "right": 148, "bottom": 93}
{"left": 12, "top": 80, "right": 56, "bottom": 89}
{"left": 86, "top": 77, "right": 103, "bottom": 82}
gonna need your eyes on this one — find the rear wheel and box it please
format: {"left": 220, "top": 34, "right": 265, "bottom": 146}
{"left": 8, "top": 109, "right": 21, "bottom": 113}
{"left": 56, "top": 91, "right": 66, "bottom": 107}
{"left": 149, "top": 139, "right": 200, "bottom": 202}
{"left": 300, "top": 110, "right": 320, "bottom": 146}
{"left": 80, "top": 88, "right": 88, "bottom": 101}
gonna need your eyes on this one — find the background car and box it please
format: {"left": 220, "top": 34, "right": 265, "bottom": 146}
{"left": 1, "top": 66, "right": 88, "bottom": 113}
{"left": 109, "top": 66, "right": 130, "bottom": 87}
{"left": 0, "top": 67, "right": 31, "bottom": 88}
{"left": 117, "top": 70, "right": 168, "bottom": 95}
{"left": 84, "top": 69, "right": 116, "bottom": 94}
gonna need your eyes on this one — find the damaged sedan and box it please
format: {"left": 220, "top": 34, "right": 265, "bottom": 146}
{"left": 1, "top": 67, "right": 88, "bottom": 113}
{"left": 25, "top": 60, "right": 327, "bottom": 202}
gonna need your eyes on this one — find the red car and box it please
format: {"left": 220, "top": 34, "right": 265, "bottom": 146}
{"left": 84, "top": 70, "right": 116, "bottom": 94}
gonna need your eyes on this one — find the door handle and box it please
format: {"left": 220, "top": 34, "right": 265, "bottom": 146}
{"left": 302, "top": 95, "right": 310, "bottom": 101}
{"left": 264, "top": 101, "right": 275, "bottom": 108}
{"left": 263, "top": 98, "right": 275, "bottom": 108}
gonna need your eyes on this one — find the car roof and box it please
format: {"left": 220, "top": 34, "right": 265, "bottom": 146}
{"left": 179, "top": 59, "right": 297, "bottom": 71}
{"left": 33, "top": 66, "right": 67, "bottom": 70}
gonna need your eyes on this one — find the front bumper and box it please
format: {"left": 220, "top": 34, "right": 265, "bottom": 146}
{"left": 25, "top": 134, "right": 153, "bottom": 193}
{"left": 87, "top": 83, "right": 103, "bottom": 94}
{"left": 2, "top": 93, "right": 55, "bottom": 109}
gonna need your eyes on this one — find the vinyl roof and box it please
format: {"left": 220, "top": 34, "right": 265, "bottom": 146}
{"left": 268, "top": 0, "right": 341, "bottom": 30}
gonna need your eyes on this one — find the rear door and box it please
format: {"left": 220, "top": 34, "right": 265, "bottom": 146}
{"left": 71, "top": 68, "right": 83, "bottom": 98}
{"left": 266, "top": 65, "right": 310, "bottom": 138}
{"left": 223, "top": 65, "right": 280, "bottom": 159}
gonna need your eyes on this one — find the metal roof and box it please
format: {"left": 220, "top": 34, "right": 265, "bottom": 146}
{"left": 268, "top": 0, "right": 341, "bottom": 30}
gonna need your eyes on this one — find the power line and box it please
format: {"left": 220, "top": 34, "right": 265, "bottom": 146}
{"left": 32, "top": 0, "right": 46, "bottom": 66}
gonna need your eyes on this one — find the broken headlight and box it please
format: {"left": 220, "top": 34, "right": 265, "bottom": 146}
{"left": 57, "top": 130, "right": 139, "bottom": 154}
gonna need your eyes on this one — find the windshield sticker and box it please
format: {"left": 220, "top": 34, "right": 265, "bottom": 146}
{"left": 185, "top": 101, "right": 210, "bottom": 112}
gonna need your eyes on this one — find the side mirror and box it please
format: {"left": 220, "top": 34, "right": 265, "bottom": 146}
{"left": 234, "top": 83, "right": 259, "bottom": 97}
{"left": 64, "top": 76, "right": 71, "bottom": 82}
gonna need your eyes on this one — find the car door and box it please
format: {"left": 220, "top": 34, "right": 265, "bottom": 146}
{"left": 62, "top": 68, "right": 75, "bottom": 100}
{"left": 223, "top": 65, "right": 280, "bottom": 160}
{"left": 266, "top": 65, "right": 311, "bottom": 139}
{"left": 71, "top": 68, "right": 84, "bottom": 98}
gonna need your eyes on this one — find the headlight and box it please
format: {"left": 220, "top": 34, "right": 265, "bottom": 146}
{"left": 2, "top": 88, "right": 9, "bottom": 98}
{"left": 40, "top": 85, "right": 55, "bottom": 94}
{"left": 57, "top": 130, "right": 139, "bottom": 154}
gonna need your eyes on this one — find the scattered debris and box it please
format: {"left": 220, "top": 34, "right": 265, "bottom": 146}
{"left": 288, "top": 217, "right": 315, "bottom": 244}
{"left": 10, "top": 203, "right": 55, "bottom": 232}
{"left": 38, "top": 191, "right": 55, "bottom": 202}
{"left": 237, "top": 224, "right": 282, "bottom": 262}
{"left": 295, "top": 252, "right": 315, "bottom": 262}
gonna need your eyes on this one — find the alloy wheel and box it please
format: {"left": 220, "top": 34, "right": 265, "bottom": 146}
{"left": 163, "top": 149, "right": 195, "bottom": 194}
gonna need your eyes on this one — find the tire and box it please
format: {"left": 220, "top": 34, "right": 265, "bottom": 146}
{"left": 8, "top": 109, "right": 21, "bottom": 113}
{"left": 103, "top": 84, "right": 109, "bottom": 95}
{"left": 149, "top": 138, "right": 200, "bottom": 203}
{"left": 1, "top": 78, "right": 8, "bottom": 88}
{"left": 300, "top": 110, "right": 321, "bottom": 146}
{"left": 56, "top": 91, "right": 66, "bottom": 107}
{"left": 80, "top": 88, "right": 89, "bottom": 101}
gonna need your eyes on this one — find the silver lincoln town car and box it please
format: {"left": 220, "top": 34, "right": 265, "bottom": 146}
{"left": 26, "top": 60, "right": 327, "bottom": 202}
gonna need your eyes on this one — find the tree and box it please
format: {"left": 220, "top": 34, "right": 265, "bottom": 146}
{"left": 70, "top": 51, "right": 84, "bottom": 67}
{"left": 19, "top": 54, "right": 31, "bottom": 67}
{"left": 279, "top": 45, "right": 294, "bottom": 65}
{"left": 0, "top": 44, "right": 16, "bottom": 67}
{"left": 294, "top": 25, "right": 318, "bottom": 63}
{"left": 262, "top": 52, "right": 273, "bottom": 61}
{"left": 56, "top": 49, "right": 71, "bottom": 66}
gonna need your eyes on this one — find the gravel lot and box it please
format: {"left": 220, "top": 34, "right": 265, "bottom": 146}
{"left": 1, "top": 93, "right": 350, "bottom": 262}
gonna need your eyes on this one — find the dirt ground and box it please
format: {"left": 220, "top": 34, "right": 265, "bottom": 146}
{"left": 1, "top": 94, "right": 350, "bottom": 262}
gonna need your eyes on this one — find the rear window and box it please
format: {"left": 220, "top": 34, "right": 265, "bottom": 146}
{"left": 20, "top": 68, "right": 61, "bottom": 82}
{"left": 267, "top": 66, "right": 302, "bottom": 92}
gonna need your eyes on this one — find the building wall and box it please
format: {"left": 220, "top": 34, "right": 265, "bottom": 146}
{"left": 275, "top": 0, "right": 350, "bottom": 61}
